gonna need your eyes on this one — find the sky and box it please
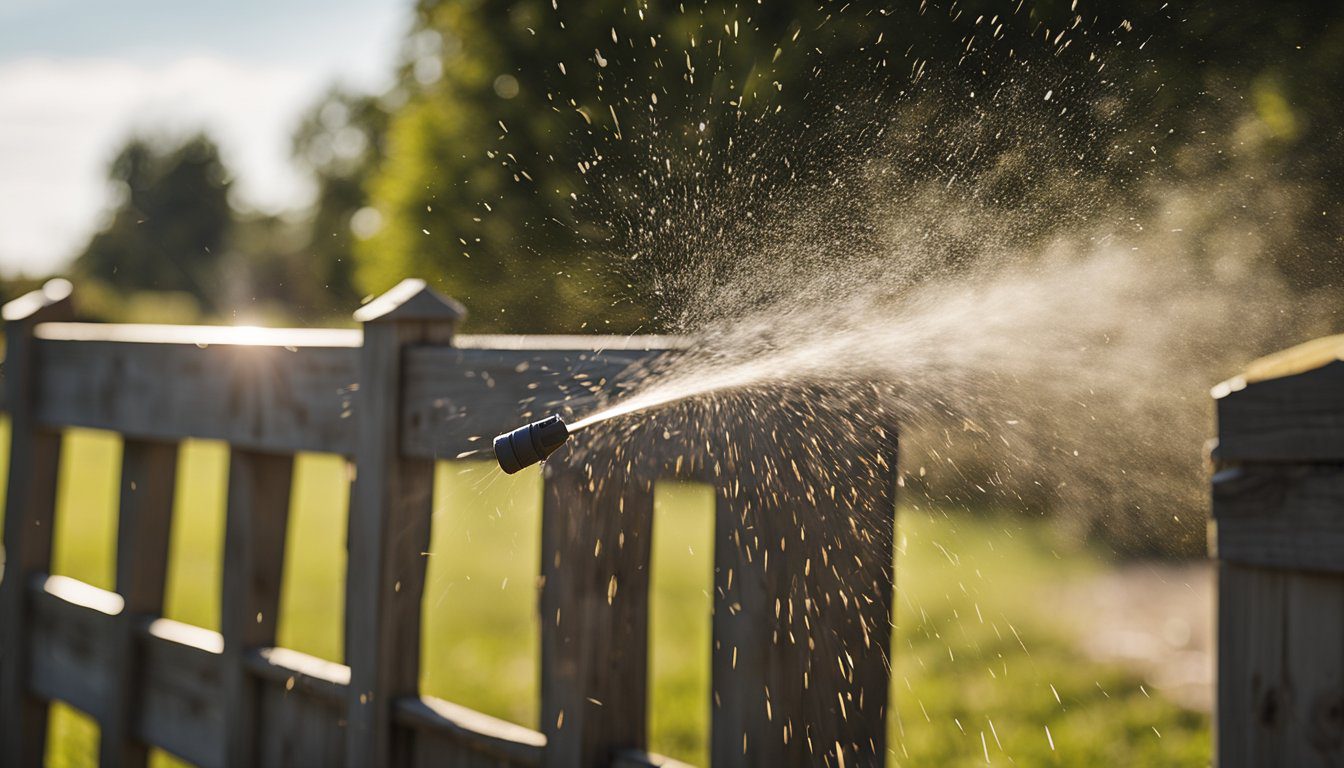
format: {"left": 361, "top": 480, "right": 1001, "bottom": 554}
{"left": 0, "top": 0, "right": 407, "bottom": 276}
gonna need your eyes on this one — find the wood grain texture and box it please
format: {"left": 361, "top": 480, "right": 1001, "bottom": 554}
{"left": 28, "top": 574, "right": 121, "bottom": 720}
{"left": 221, "top": 449, "right": 295, "bottom": 767}
{"left": 611, "top": 749, "right": 697, "bottom": 768}
{"left": 1283, "top": 572, "right": 1344, "bottom": 765}
{"left": 22, "top": 326, "right": 681, "bottom": 461}
{"left": 345, "top": 311, "right": 447, "bottom": 768}
{"left": 246, "top": 645, "right": 350, "bottom": 704}
{"left": 0, "top": 282, "right": 73, "bottom": 768}
{"left": 709, "top": 480, "right": 773, "bottom": 767}
{"left": 1215, "top": 564, "right": 1344, "bottom": 767}
{"left": 33, "top": 339, "right": 360, "bottom": 454}
{"left": 101, "top": 439, "right": 179, "bottom": 768}
{"left": 255, "top": 675, "right": 348, "bottom": 766}
{"left": 539, "top": 456, "right": 656, "bottom": 768}
{"left": 1212, "top": 464, "right": 1344, "bottom": 571}
{"left": 397, "top": 695, "right": 546, "bottom": 767}
{"left": 1214, "top": 360, "right": 1344, "bottom": 463}
{"left": 1214, "top": 563, "right": 1247, "bottom": 768}
{"left": 25, "top": 575, "right": 554, "bottom": 768}
{"left": 137, "top": 618, "right": 227, "bottom": 768}
{"left": 1213, "top": 341, "right": 1344, "bottom": 766}
{"left": 709, "top": 410, "right": 897, "bottom": 767}
{"left": 29, "top": 579, "right": 228, "bottom": 768}
{"left": 400, "top": 345, "right": 664, "bottom": 460}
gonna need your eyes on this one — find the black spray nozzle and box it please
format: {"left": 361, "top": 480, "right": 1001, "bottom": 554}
{"left": 493, "top": 415, "right": 571, "bottom": 474}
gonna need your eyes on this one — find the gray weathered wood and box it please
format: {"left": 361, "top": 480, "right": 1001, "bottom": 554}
{"left": 26, "top": 322, "right": 679, "bottom": 462}
{"left": 101, "top": 439, "right": 179, "bottom": 768}
{"left": 396, "top": 695, "right": 546, "bottom": 767}
{"left": 353, "top": 278, "right": 467, "bottom": 325}
{"left": 3, "top": 278, "right": 906, "bottom": 768}
{"left": 1217, "top": 564, "right": 1289, "bottom": 766}
{"left": 709, "top": 479, "right": 774, "bottom": 766}
{"left": 611, "top": 749, "right": 697, "bottom": 768}
{"left": 221, "top": 448, "right": 295, "bottom": 767}
{"left": 29, "top": 577, "right": 226, "bottom": 768}
{"left": 33, "top": 338, "right": 360, "bottom": 454}
{"left": 25, "top": 571, "right": 565, "bottom": 768}
{"left": 1283, "top": 571, "right": 1344, "bottom": 764}
{"left": 345, "top": 281, "right": 462, "bottom": 768}
{"left": 27, "top": 574, "right": 122, "bottom": 721}
{"left": 539, "top": 455, "right": 656, "bottom": 768}
{"left": 1212, "top": 345, "right": 1344, "bottom": 767}
{"left": 709, "top": 402, "right": 897, "bottom": 767}
{"left": 1212, "top": 358, "right": 1344, "bottom": 464}
{"left": 137, "top": 617, "right": 226, "bottom": 768}
{"left": 0, "top": 279, "right": 74, "bottom": 768}
{"left": 1212, "top": 464, "right": 1344, "bottom": 572}
{"left": 246, "top": 645, "right": 350, "bottom": 704}
{"left": 256, "top": 674, "right": 348, "bottom": 766}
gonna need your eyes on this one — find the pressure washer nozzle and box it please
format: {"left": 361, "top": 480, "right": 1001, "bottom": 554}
{"left": 493, "top": 415, "right": 571, "bottom": 474}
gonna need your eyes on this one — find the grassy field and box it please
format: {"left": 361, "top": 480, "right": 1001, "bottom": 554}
{"left": 0, "top": 425, "right": 1209, "bottom": 766}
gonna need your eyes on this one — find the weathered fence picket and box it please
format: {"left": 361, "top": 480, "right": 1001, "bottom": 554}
{"left": 1211, "top": 337, "right": 1344, "bottom": 767}
{"left": 1, "top": 278, "right": 74, "bottom": 768}
{"left": 0, "top": 278, "right": 899, "bottom": 767}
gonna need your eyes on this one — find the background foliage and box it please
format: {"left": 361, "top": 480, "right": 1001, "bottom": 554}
{"left": 20, "top": 0, "right": 1337, "bottom": 332}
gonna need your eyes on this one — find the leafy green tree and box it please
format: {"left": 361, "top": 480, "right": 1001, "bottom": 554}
{"left": 357, "top": 0, "right": 1344, "bottom": 333}
{"left": 285, "top": 87, "right": 393, "bottom": 318}
{"left": 74, "top": 134, "right": 232, "bottom": 311}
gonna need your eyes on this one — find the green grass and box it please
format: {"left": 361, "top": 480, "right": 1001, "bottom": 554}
{"left": 891, "top": 508, "right": 1209, "bottom": 765}
{"left": 0, "top": 425, "right": 1208, "bottom": 766}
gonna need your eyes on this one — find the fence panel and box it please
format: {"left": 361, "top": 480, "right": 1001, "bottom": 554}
{"left": 0, "top": 278, "right": 898, "bottom": 768}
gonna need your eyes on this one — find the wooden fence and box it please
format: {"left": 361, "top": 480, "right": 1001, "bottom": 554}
{"left": 1211, "top": 335, "right": 1344, "bottom": 766}
{"left": 0, "top": 279, "right": 898, "bottom": 768}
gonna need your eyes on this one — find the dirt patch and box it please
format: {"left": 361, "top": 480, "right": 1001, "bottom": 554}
{"left": 1056, "top": 561, "right": 1214, "bottom": 712}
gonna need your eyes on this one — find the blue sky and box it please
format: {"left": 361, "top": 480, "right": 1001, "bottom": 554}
{"left": 0, "top": 0, "right": 408, "bottom": 275}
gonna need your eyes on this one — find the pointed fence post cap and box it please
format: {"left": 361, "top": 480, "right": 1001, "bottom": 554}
{"left": 3, "top": 278, "right": 74, "bottom": 323}
{"left": 353, "top": 278, "right": 467, "bottom": 325}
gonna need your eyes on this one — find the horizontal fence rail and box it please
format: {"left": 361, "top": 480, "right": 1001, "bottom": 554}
{"left": 0, "top": 278, "right": 898, "bottom": 768}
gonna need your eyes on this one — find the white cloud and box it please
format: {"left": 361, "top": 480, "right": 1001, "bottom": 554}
{"left": 0, "top": 55, "right": 331, "bottom": 276}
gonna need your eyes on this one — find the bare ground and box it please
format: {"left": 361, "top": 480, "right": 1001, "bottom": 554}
{"left": 1056, "top": 561, "right": 1215, "bottom": 712}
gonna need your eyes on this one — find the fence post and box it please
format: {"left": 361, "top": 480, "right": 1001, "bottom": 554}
{"left": 221, "top": 447, "right": 296, "bottom": 766}
{"left": 539, "top": 457, "right": 655, "bottom": 767}
{"left": 345, "top": 279, "right": 465, "bottom": 767}
{"left": 709, "top": 402, "right": 897, "bottom": 767}
{"left": 1211, "top": 344, "right": 1344, "bottom": 766}
{"left": 101, "top": 438, "right": 179, "bottom": 768}
{"left": 0, "top": 279, "right": 74, "bottom": 768}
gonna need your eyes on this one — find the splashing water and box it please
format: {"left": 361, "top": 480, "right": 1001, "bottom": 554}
{"left": 562, "top": 195, "right": 1315, "bottom": 553}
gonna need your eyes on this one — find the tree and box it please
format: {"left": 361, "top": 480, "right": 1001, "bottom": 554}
{"left": 356, "top": 0, "right": 1344, "bottom": 333}
{"left": 74, "top": 134, "right": 232, "bottom": 311}
{"left": 285, "top": 87, "right": 393, "bottom": 318}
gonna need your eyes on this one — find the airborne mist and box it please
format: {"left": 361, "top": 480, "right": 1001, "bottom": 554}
{"left": 561, "top": 73, "right": 1331, "bottom": 556}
